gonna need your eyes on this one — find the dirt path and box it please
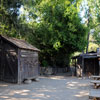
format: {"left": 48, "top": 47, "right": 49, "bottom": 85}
{"left": 0, "top": 76, "right": 90, "bottom": 100}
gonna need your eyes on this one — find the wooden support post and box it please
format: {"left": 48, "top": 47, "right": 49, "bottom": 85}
{"left": 82, "top": 56, "right": 84, "bottom": 78}
{"left": 18, "top": 49, "right": 21, "bottom": 84}
{"left": 94, "top": 83, "right": 97, "bottom": 89}
{"left": 75, "top": 59, "right": 77, "bottom": 76}
{"left": 99, "top": 61, "right": 100, "bottom": 75}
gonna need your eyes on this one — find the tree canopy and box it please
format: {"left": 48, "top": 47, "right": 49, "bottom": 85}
{"left": 23, "top": 0, "right": 88, "bottom": 67}
{"left": 81, "top": 0, "right": 100, "bottom": 46}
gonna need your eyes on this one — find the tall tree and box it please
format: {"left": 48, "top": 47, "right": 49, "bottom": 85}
{"left": 83, "top": 0, "right": 100, "bottom": 46}
{"left": 23, "top": 0, "right": 88, "bottom": 67}
{"left": 0, "top": 0, "right": 26, "bottom": 37}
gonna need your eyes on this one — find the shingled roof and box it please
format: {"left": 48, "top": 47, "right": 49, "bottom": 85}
{"left": 0, "top": 35, "right": 40, "bottom": 51}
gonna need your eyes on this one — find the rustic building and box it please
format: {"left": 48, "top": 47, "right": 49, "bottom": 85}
{"left": 0, "top": 35, "right": 40, "bottom": 84}
{"left": 72, "top": 51, "right": 100, "bottom": 76}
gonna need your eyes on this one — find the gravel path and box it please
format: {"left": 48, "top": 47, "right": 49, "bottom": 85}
{"left": 0, "top": 76, "right": 91, "bottom": 100}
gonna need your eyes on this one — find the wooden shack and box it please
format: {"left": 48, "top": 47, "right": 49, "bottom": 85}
{"left": 72, "top": 52, "right": 100, "bottom": 76}
{"left": 0, "top": 35, "right": 40, "bottom": 84}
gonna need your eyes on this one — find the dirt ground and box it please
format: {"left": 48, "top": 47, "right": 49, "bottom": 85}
{"left": 0, "top": 76, "right": 91, "bottom": 100}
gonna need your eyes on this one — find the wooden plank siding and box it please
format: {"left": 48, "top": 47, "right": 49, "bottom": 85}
{"left": 0, "top": 35, "right": 39, "bottom": 83}
{"left": 19, "top": 50, "right": 39, "bottom": 81}
{"left": 0, "top": 39, "right": 18, "bottom": 83}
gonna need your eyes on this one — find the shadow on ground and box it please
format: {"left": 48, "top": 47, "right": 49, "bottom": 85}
{"left": 0, "top": 76, "right": 90, "bottom": 100}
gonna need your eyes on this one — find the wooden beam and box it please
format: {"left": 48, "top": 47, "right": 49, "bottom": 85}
{"left": 18, "top": 49, "right": 21, "bottom": 84}
{"left": 99, "top": 61, "right": 100, "bottom": 75}
{"left": 82, "top": 57, "right": 84, "bottom": 78}
{"left": 75, "top": 59, "right": 77, "bottom": 76}
{"left": 94, "top": 59, "right": 95, "bottom": 75}
{"left": 89, "top": 89, "right": 100, "bottom": 100}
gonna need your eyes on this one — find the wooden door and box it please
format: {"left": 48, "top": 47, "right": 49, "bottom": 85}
{"left": 20, "top": 50, "right": 39, "bottom": 80}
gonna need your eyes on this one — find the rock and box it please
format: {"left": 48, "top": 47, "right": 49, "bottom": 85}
{"left": 24, "top": 79, "right": 32, "bottom": 84}
{"left": 33, "top": 78, "right": 39, "bottom": 82}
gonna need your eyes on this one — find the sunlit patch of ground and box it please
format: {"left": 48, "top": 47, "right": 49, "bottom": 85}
{"left": 0, "top": 76, "right": 90, "bottom": 100}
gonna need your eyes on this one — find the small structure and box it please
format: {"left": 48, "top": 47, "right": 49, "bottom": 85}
{"left": 0, "top": 35, "right": 40, "bottom": 84}
{"left": 72, "top": 51, "right": 100, "bottom": 76}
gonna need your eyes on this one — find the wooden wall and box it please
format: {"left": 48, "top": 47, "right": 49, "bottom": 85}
{"left": 0, "top": 37, "right": 39, "bottom": 83}
{"left": 0, "top": 39, "right": 18, "bottom": 83}
{"left": 19, "top": 49, "right": 39, "bottom": 82}
{"left": 77, "top": 57, "right": 99, "bottom": 75}
{"left": 84, "top": 58, "right": 99, "bottom": 75}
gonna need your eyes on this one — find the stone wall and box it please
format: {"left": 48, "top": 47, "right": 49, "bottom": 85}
{"left": 40, "top": 67, "right": 67, "bottom": 75}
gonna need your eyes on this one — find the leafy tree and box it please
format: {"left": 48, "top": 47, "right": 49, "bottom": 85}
{"left": 0, "top": 0, "right": 27, "bottom": 37}
{"left": 24, "top": 0, "right": 88, "bottom": 67}
{"left": 82, "top": 0, "right": 100, "bottom": 45}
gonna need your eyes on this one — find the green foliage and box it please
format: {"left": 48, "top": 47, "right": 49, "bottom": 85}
{"left": 93, "top": 29, "right": 100, "bottom": 45}
{"left": 42, "top": 60, "right": 48, "bottom": 67}
{"left": 25, "top": 0, "right": 88, "bottom": 67}
{"left": 84, "top": 0, "right": 100, "bottom": 45}
{"left": 0, "top": 0, "right": 27, "bottom": 38}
